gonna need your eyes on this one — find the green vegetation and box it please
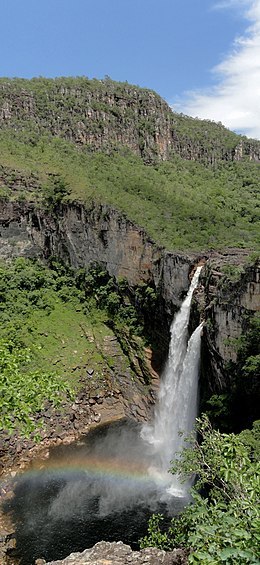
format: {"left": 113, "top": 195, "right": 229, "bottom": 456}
{"left": 230, "top": 313, "right": 260, "bottom": 429}
{"left": 220, "top": 264, "right": 246, "bottom": 284}
{"left": 0, "top": 76, "right": 259, "bottom": 251}
{"left": 0, "top": 258, "right": 109, "bottom": 435}
{"left": 0, "top": 258, "right": 157, "bottom": 436}
{"left": 0, "top": 76, "right": 258, "bottom": 161}
{"left": 141, "top": 416, "right": 260, "bottom": 564}
{"left": 0, "top": 75, "right": 150, "bottom": 103}
{"left": 0, "top": 258, "right": 110, "bottom": 381}
{"left": 83, "top": 264, "right": 158, "bottom": 335}
{"left": 0, "top": 340, "right": 73, "bottom": 437}
{"left": 0, "top": 131, "right": 259, "bottom": 250}
{"left": 0, "top": 76, "right": 166, "bottom": 164}
{"left": 82, "top": 264, "right": 159, "bottom": 382}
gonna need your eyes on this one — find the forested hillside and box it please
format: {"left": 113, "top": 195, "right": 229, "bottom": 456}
{"left": 0, "top": 79, "right": 259, "bottom": 252}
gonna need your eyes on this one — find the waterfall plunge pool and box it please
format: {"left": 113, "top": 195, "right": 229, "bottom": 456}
{"left": 4, "top": 419, "right": 189, "bottom": 565}
{"left": 3, "top": 267, "right": 203, "bottom": 564}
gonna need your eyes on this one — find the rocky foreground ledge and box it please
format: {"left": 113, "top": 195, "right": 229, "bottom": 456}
{"left": 43, "top": 541, "right": 188, "bottom": 565}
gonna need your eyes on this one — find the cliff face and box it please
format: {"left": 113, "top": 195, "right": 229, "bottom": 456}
{"left": 199, "top": 256, "right": 260, "bottom": 396}
{"left": 1, "top": 77, "right": 260, "bottom": 164}
{"left": 0, "top": 199, "right": 193, "bottom": 309}
{"left": 1, "top": 198, "right": 259, "bottom": 399}
{"left": 0, "top": 80, "right": 173, "bottom": 163}
{"left": 0, "top": 71, "right": 259, "bottom": 407}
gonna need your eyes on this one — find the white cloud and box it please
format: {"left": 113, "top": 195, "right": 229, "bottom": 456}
{"left": 173, "top": 0, "right": 260, "bottom": 139}
{"left": 212, "top": 1, "right": 252, "bottom": 11}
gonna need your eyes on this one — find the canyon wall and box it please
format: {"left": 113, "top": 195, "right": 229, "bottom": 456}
{"left": 0, "top": 199, "right": 194, "bottom": 309}
{"left": 200, "top": 257, "right": 259, "bottom": 394}
{"left": 1, "top": 78, "right": 260, "bottom": 164}
{"left": 1, "top": 198, "right": 259, "bottom": 399}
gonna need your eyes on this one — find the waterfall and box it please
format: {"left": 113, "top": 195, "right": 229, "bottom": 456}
{"left": 142, "top": 266, "right": 203, "bottom": 494}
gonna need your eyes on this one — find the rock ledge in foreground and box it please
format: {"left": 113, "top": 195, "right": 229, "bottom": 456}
{"left": 44, "top": 541, "right": 188, "bottom": 564}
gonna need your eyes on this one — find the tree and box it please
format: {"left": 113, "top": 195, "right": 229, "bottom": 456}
{"left": 141, "top": 416, "right": 260, "bottom": 564}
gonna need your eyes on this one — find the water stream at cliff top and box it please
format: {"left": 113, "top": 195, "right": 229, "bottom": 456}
{"left": 3, "top": 267, "right": 203, "bottom": 564}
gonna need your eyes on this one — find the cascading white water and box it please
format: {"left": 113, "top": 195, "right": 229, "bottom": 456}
{"left": 142, "top": 266, "right": 203, "bottom": 493}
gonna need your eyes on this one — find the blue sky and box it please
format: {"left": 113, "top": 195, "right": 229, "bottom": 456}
{"left": 1, "top": 0, "right": 260, "bottom": 138}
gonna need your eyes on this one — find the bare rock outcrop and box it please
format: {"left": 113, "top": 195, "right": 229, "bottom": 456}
{"left": 44, "top": 541, "right": 188, "bottom": 565}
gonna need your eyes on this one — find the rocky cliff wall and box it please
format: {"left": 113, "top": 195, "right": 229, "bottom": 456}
{"left": 0, "top": 198, "right": 259, "bottom": 400}
{"left": 1, "top": 78, "right": 260, "bottom": 164}
{"left": 0, "top": 199, "right": 194, "bottom": 309}
{"left": 0, "top": 80, "right": 173, "bottom": 163}
{"left": 199, "top": 256, "right": 260, "bottom": 394}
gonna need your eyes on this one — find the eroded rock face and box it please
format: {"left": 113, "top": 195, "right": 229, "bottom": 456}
{"left": 1, "top": 198, "right": 259, "bottom": 378}
{"left": 1, "top": 198, "right": 259, "bottom": 417}
{"left": 200, "top": 255, "right": 260, "bottom": 393}
{"left": 0, "top": 197, "right": 196, "bottom": 378}
{"left": 44, "top": 541, "right": 188, "bottom": 565}
{"left": 0, "top": 199, "right": 194, "bottom": 308}
{"left": 1, "top": 78, "right": 260, "bottom": 164}
{"left": 0, "top": 82, "right": 173, "bottom": 163}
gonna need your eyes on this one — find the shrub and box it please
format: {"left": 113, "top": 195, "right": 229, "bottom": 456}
{"left": 0, "top": 340, "right": 73, "bottom": 436}
{"left": 141, "top": 416, "right": 260, "bottom": 564}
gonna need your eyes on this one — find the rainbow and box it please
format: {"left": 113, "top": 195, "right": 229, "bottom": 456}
{"left": 1, "top": 456, "right": 173, "bottom": 494}
{"left": 5, "top": 455, "right": 164, "bottom": 487}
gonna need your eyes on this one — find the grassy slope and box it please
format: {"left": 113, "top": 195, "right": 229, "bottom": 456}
{"left": 0, "top": 258, "right": 134, "bottom": 434}
{"left": 0, "top": 131, "right": 259, "bottom": 251}
{"left": 0, "top": 258, "right": 131, "bottom": 384}
{"left": 19, "top": 301, "right": 115, "bottom": 386}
